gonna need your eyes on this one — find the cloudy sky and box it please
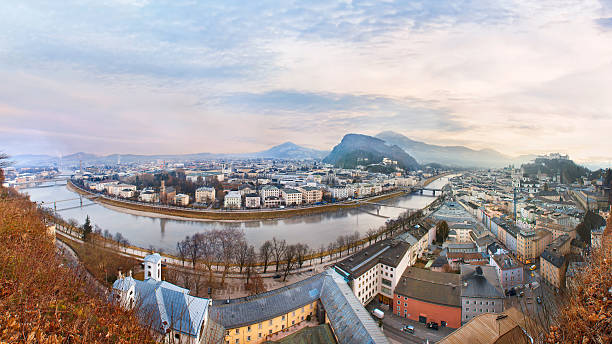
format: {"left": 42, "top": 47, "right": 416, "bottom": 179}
{"left": 1, "top": 0, "right": 612, "bottom": 165}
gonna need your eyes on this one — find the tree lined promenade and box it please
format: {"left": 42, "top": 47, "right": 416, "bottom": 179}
{"left": 44, "top": 192, "right": 446, "bottom": 296}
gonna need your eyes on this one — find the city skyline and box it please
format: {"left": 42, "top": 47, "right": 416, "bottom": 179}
{"left": 2, "top": 0, "right": 612, "bottom": 166}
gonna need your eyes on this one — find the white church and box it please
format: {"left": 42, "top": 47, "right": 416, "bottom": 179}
{"left": 112, "top": 253, "right": 215, "bottom": 343}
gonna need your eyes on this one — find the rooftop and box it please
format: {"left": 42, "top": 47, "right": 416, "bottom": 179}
{"left": 460, "top": 265, "right": 505, "bottom": 300}
{"left": 394, "top": 267, "right": 461, "bottom": 308}
{"left": 334, "top": 239, "right": 410, "bottom": 279}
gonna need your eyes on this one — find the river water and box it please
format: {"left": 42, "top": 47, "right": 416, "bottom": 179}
{"left": 21, "top": 177, "right": 450, "bottom": 252}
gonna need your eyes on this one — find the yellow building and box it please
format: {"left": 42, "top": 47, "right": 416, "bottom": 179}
{"left": 540, "top": 249, "right": 567, "bottom": 290}
{"left": 211, "top": 269, "right": 389, "bottom": 344}
{"left": 516, "top": 228, "right": 552, "bottom": 263}
{"left": 223, "top": 301, "right": 317, "bottom": 344}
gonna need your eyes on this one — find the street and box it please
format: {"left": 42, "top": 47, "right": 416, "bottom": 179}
{"left": 365, "top": 300, "right": 454, "bottom": 343}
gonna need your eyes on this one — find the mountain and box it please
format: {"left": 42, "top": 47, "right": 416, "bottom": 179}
{"left": 375, "top": 131, "right": 533, "bottom": 168}
{"left": 521, "top": 157, "right": 591, "bottom": 184}
{"left": 8, "top": 142, "right": 328, "bottom": 167}
{"left": 323, "top": 134, "right": 420, "bottom": 171}
{"left": 249, "top": 142, "right": 328, "bottom": 160}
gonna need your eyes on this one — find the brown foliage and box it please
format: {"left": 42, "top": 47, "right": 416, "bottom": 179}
{"left": 0, "top": 191, "right": 155, "bottom": 343}
{"left": 545, "top": 215, "right": 612, "bottom": 344}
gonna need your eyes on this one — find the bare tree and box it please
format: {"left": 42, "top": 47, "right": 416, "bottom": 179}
{"left": 176, "top": 239, "right": 189, "bottom": 267}
{"left": 295, "top": 243, "right": 309, "bottom": 269}
{"left": 244, "top": 245, "right": 256, "bottom": 285}
{"left": 318, "top": 244, "right": 326, "bottom": 264}
{"left": 282, "top": 245, "right": 298, "bottom": 281}
{"left": 236, "top": 240, "right": 249, "bottom": 274}
{"left": 366, "top": 228, "right": 377, "bottom": 246}
{"left": 328, "top": 242, "right": 336, "bottom": 260}
{"left": 336, "top": 236, "right": 346, "bottom": 257}
{"left": 260, "top": 240, "right": 273, "bottom": 273}
{"left": 214, "top": 228, "right": 244, "bottom": 284}
{"left": 272, "top": 237, "right": 286, "bottom": 273}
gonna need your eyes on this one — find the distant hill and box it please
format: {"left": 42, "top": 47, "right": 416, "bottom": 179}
{"left": 521, "top": 158, "right": 590, "bottom": 184}
{"left": 248, "top": 142, "right": 328, "bottom": 160}
{"left": 376, "top": 131, "right": 534, "bottom": 168}
{"left": 323, "top": 134, "right": 420, "bottom": 171}
{"left": 9, "top": 142, "right": 328, "bottom": 167}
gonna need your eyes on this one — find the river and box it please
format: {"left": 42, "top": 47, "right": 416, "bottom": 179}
{"left": 21, "top": 177, "right": 450, "bottom": 253}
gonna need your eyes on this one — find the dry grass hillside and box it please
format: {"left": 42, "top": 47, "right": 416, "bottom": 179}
{"left": 0, "top": 186, "right": 155, "bottom": 343}
{"left": 545, "top": 213, "right": 612, "bottom": 343}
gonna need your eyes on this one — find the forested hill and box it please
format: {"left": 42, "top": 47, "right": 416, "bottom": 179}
{"left": 323, "top": 134, "right": 420, "bottom": 171}
{"left": 521, "top": 158, "right": 590, "bottom": 183}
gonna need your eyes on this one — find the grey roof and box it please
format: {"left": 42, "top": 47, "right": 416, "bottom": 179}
{"left": 210, "top": 270, "right": 389, "bottom": 344}
{"left": 126, "top": 278, "right": 209, "bottom": 338}
{"left": 210, "top": 273, "right": 325, "bottom": 329}
{"left": 112, "top": 276, "right": 135, "bottom": 292}
{"left": 541, "top": 249, "right": 566, "bottom": 269}
{"left": 320, "top": 270, "right": 389, "bottom": 344}
{"left": 394, "top": 267, "right": 461, "bottom": 307}
{"left": 460, "top": 265, "right": 505, "bottom": 299}
{"left": 334, "top": 239, "right": 410, "bottom": 278}
{"left": 431, "top": 255, "right": 449, "bottom": 268}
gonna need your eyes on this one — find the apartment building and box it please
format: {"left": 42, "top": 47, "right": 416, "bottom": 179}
{"left": 106, "top": 183, "right": 136, "bottom": 196}
{"left": 330, "top": 186, "right": 350, "bottom": 200}
{"left": 259, "top": 185, "right": 280, "bottom": 199}
{"left": 393, "top": 267, "right": 462, "bottom": 328}
{"left": 460, "top": 265, "right": 505, "bottom": 323}
{"left": 245, "top": 194, "right": 261, "bottom": 208}
{"left": 334, "top": 239, "right": 412, "bottom": 306}
{"left": 489, "top": 254, "right": 523, "bottom": 291}
{"left": 195, "top": 186, "right": 216, "bottom": 203}
{"left": 299, "top": 186, "right": 323, "bottom": 204}
{"left": 540, "top": 249, "right": 567, "bottom": 290}
{"left": 281, "top": 188, "right": 302, "bottom": 206}
{"left": 224, "top": 191, "right": 242, "bottom": 209}
{"left": 516, "top": 228, "right": 552, "bottom": 263}
{"left": 174, "top": 193, "right": 190, "bottom": 206}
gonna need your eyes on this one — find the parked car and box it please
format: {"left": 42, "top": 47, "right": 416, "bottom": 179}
{"left": 536, "top": 296, "right": 542, "bottom": 304}
{"left": 427, "top": 322, "right": 439, "bottom": 330}
{"left": 372, "top": 308, "right": 385, "bottom": 319}
{"left": 529, "top": 265, "right": 537, "bottom": 271}
{"left": 507, "top": 288, "right": 517, "bottom": 296}
{"left": 402, "top": 325, "right": 415, "bottom": 334}
{"left": 273, "top": 274, "right": 281, "bottom": 279}
{"left": 519, "top": 291, "right": 525, "bottom": 297}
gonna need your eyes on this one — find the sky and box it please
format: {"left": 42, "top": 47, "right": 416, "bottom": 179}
{"left": 1, "top": 0, "right": 612, "bottom": 166}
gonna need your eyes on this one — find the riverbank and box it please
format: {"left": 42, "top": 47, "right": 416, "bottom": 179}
{"left": 67, "top": 180, "right": 410, "bottom": 221}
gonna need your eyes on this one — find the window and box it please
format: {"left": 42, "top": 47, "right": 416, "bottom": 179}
{"left": 269, "top": 330, "right": 272, "bottom": 334}
{"left": 269, "top": 320, "right": 272, "bottom": 325}
{"left": 247, "top": 326, "right": 251, "bottom": 332}
{"left": 175, "top": 334, "right": 180, "bottom": 340}
{"left": 397, "top": 300, "right": 400, "bottom": 304}
{"left": 235, "top": 329, "right": 239, "bottom": 334}
{"left": 235, "top": 340, "right": 239, "bottom": 344}
{"left": 292, "top": 320, "right": 295, "bottom": 325}
{"left": 282, "top": 315, "right": 285, "bottom": 320}
{"left": 258, "top": 323, "right": 262, "bottom": 329}
{"left": 247, "top": 336, "right": 251, "bottom": 341}
{"left": 404, "top": 303, "right": 407, "bottom": 307}
{"left": 292, "top": 311, "right": 295, "bottom": 316}
{"left": 259, "top": 333, "right": 262, "bottom": 338}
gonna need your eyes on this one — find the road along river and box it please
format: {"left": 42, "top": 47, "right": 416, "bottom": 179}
{"left": 22, "top": 177, "right": 451, "bottom": 253}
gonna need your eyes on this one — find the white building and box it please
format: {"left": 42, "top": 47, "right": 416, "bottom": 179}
{"left": 195, "top": 186, "right": 216, "bottom": 203}
{"left": 112, "top": 253, "right": 212, "bottom": 344}
{"left": 106, "top": 183, "right": 136, "bottom": 196}
{"left": 282, "top": 188, "right": 303, "bottom": 206}
{"left": 334, "top": 239, "right": 412, "bottom": 306}
{"left": 330, "top": 186, "right": 349, "bottom": 200}
{"left": 224, "top": 191, "right": 242, "bottom": 209}
{"left": 245, "top": 194, "right": 261, "bottom": 208}
{"left": 174, "top": 193, "right": 190, "bottom": 206}
{"left": 260, "top": 185, "right": 280, "bottom": 199}
{"left": 139, "top": 188, "right": 159, "bottom": 203}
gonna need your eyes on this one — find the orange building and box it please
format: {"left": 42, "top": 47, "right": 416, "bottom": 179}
{"left": 393, "top": 267, "right": 462, "bottom": 328}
